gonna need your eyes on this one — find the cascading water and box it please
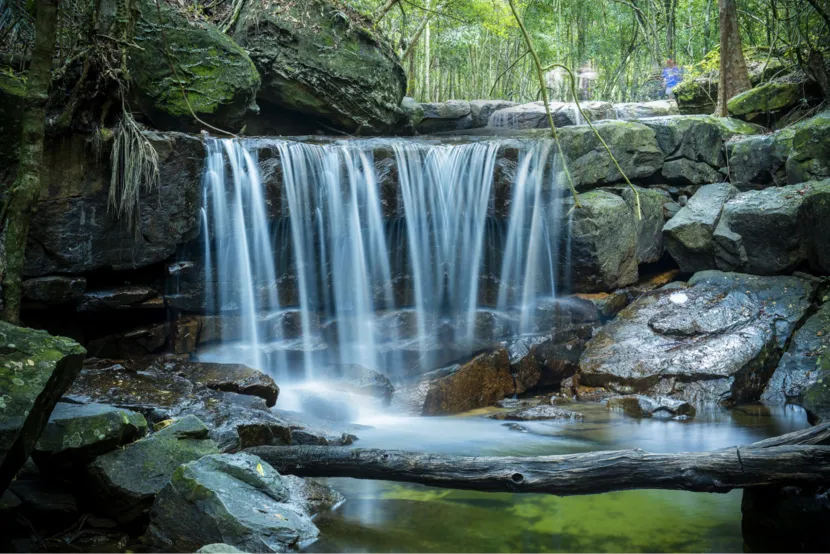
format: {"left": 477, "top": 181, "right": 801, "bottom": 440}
{"left": 197, "top": 136, "right": 571, "bottom": 404}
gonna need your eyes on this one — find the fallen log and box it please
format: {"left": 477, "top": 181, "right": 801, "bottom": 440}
{"left": 246, "top": 422, "right": 830, "bottom": 496}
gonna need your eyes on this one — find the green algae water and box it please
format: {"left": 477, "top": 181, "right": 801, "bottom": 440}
{"left": 304, "top": 402, "right": 809, "bottom": 553}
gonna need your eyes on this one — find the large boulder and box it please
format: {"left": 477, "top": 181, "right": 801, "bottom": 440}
{"left": 567, "top": 189, "right": 638, "bottom": 292}
{"left": 799, "top": 179, "right": 830, "bottom": 273}
{"left": 613, "top": 101, "right": 678, "bottom": 119}
{"left": 87, "top": 415, "right": 220, "bottom": 523}
{"left": 726, "top": 130, "right": 793, "bottom": 190}
{"left": 146, "top": 453, "right": 319, "bottom": 552}
{"left": 663, "top": 183, "right": 737, "bottom": 273}
{"left": 129, "top": 0, "right": 260, "bottom": 132}
{"left": 25, "top": 132, "right": 203, "bottom": 276}
{"left": 421, "top": 350, "right": 515, "bottom": 415}
{"left": 713, "top": 180, "right": 830, "bottom": 275}
{"left": 621, "top": 186, "right": 669, "bottom": 264}
{"left": 786, "top": 110, "right": 830, "bottom": 184}
{"left": 578, "top": 271, "right": 815, "bottom": 405}
{"left": 558, "top": 121, "right": 664, "bottom": 190}
{"left": 416, "top": 101, "right": 473, "bottom": 133}
{"left": 33, "top": 402, "right": 147, "bottom": 470}
{"left": 762, "top": 302, "right": 830, "bottom": 422}
{"left": 0, "top": 323, "right": 86, "bottom": 492}
{"left": 232, "top": 0, "right": 406, "bottom": 134}
{"left": 639, "top": 115, "right": 762, "bottom": 185}
{"left": 728, "top": 80, "right": 822, "bottom": 125}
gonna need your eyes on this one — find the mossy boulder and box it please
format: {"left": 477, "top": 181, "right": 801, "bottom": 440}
{"left": 728, "top": 81, "right": 821, "bottom": 124}
{"left": 0, "top": 69, "right": 25, "bottom": 165}
{"left": 33, "top": 402, "right": 147, "bottom": 470}
{"left": 128, "top": 0, "right": 260, "bottom": 132}
{"left": 786, "top": 110, "right": 830, "bottom": 184}
{"left": 0, "top": 322, "right": 86, "bottom": 492}
{"left": 567, "top": 189, "right": 638, "bottom": 292}
{"left": 232, "top": 0, "right": 406, "bottom": 134}
{"left": 146, "top": 453, "right": 319, "bottom": 552}
{"left": 87, "top": 415, "right": 219, "bottom": 523}
{"left": 557, "top": 121, "right": 664, "bottom": 190}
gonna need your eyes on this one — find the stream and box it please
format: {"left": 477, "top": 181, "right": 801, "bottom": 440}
{"left": 301, "top": 402, "right": 808, "bottom": 553}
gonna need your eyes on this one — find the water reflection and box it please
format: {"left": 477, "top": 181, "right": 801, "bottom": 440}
{"left": 304, "top": 402, "right": 809, "bottom": 553}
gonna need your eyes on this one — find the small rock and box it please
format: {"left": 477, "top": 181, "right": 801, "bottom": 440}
{"left": 489, "top": 405, "right": 584, "bottom": 421}
{"left": 197, "top": 545, "right": 246, "bottom": 554}
{"left": 33, "top": 402, "right": 147, "bottom": 471}
{"left": 606, "top": 395, "right": 696, "bottom": 419}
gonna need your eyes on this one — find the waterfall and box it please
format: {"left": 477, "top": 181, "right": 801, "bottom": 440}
{"left": 198, "top": 136, "right": 569, "bottom": 384}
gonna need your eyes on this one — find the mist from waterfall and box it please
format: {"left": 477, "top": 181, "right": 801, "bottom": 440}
{"left": 198, "top": 136, "right": 570, "bottom": 385}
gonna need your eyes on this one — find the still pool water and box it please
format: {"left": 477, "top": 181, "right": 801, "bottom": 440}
{"left": 303, "top": 402, "right": 809, "bottom": 553}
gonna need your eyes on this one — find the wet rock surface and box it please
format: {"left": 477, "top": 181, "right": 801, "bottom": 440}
{"left": 33, "top": 402, "right": 147, "bottom": 470}
{"left": 763, "top": 302, "right": 830, "bottom": 422}
{"left": 146, "top": 453, "right": 320, "bottom": 553}
{"left": 0, "top": 322, "right": 86, "bottom": 492}
{"left": 87, "top": 415, "right": 220, "bottom": 523}
{"left": 65, "top": 357, "right": 351, "bottom": 451}
{"left": 421, "top": 350, "right": 515, "bottom": 415}
{"left": 578, "top": 271, "right": 815, "bottom": 404}
{"left": 606, "top": 395, "right": 696, "bottom": 419}
{"left": 22, "top": 276, "right": 86, "bottom": 305}
{"left": 488, "top": 405, "right": 584, "bottom": 421}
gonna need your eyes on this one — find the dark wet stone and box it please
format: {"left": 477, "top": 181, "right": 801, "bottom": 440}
{"left": 489, "top": 405, "right": 584, "bottom": 421}
{"left": 33, "top": 402, "right": 147, "bottom": 470}
{"left": 470, "top": 100, "right": 517, "bottom": 127}
{"left": 77, "top": 286, "right": 159, "bottom": 311}
{"left": 65, "top": 358, "right": 349, "bottom": 451}
{"left": 763, "top": 303, "right": 830, "bottom": 423}
{"left": 606, "top": 395, "right": 696, "bottom": 419}
{"left": 86, "top": 322, "right": 170, "bottom": 358}
{"left": 7, "top": 479, "right": 79, "bottom": 530}
{"left": 579, "top": 271, "right": 815, "bottom": 404}
{"left": 87, "top": 415, "right": 220, "bottom": 523}
{"left": 0, "top": 322, "right": 86, "bottom": 492}
{"left": 421, "top": 350, "right": 515, "bottom": 415}
{"left": 146, "top": 453, "right": 319, "bottom": 553}
{"left": 22, "top": 276, "right": 86, "bottom": 305}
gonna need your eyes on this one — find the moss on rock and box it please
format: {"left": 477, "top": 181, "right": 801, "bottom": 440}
{"left": 0, "top": 69, "right": 26, "bottom": 165}
{"left": 232, "top": 0, "right": 406, "bottom": 134}
{"left": 786, "top": 110, "right": 830, "bottom": 183}
{"left": 128, "top": 0, "right": 260, "bottom": 132}
{"left": 0, "top": 322, "right": 86, "bottom": 491}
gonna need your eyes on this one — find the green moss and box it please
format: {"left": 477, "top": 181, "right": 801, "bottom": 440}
{"left": 128, "top": 0, "right": 260, "bottom": 131}
{"left": 727, "top": 82, "right": 803, "bottom": 116}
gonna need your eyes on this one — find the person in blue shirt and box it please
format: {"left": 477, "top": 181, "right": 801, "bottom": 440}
{"left": 662, "top": 59, "right": 682, "bottom": 99}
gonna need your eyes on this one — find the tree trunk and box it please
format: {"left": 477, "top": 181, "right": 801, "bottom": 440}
{"left": 715, "top": 0, "right": 752, "bottom": 116}
{"left": 1, "top": 0, "right": 60, "bottom": 323}
{"left": 248, "top": 423, "right": 830, "bottom": 497}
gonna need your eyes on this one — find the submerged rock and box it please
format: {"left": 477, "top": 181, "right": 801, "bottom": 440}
{"left": 232, "top": 0, "right": 405, "bottom": 134}
{"left": 421, "top": 350, "right": 515, "bottom": 415}
{"left": 578, "top": 271, "right": 815, "bottom": 404}
{"left": 763, "top": 303, "right": 830, "bottom": 422}
{"left": 129, "top": 0, "right": 260, "bottom": 132}
{"left": 489, "top": 405, "right": 584, "bottom": 421}
{"left": 0, "top": 322, "right": 86, "bottom": 492}
{"left": 87, "top": 415, "right": 219, "bottom": 523}
{"left": 146, "top": 453, "right": 319, "bottom": 553}
{"left": 663, "top": 183, "right": 737, "bottom": 273}
{"left": 33, "top": 402, "right": 147, "bottom": 470}
{"left": 606, "top": 395, "right": 696, "bottom": 419}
